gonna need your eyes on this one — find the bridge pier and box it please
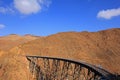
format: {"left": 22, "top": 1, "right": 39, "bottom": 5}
{"left": 26, "top": 56, "right": 116, "bottom": 80}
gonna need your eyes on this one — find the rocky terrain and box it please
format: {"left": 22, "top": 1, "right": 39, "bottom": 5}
{"left": 0, "top": 28, "right": 120, "bottom": 80}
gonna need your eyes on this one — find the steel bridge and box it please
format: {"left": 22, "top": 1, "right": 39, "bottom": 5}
{"left": 26, "top": 56, "right": 117, "bottom": 80}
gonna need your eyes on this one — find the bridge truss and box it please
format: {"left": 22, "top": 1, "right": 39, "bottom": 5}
{"left": 26, "top": 56, "right": 116, "bottom": 80}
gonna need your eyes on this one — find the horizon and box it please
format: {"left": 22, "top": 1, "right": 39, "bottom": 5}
{"left": 0, "top": 27, "right": 119, "bottom": 37}
{"left": 0, "top": 0, "right": 120, "bottom": 36}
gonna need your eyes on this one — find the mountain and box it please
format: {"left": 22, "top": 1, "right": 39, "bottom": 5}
{"left": 0, "top": 34, "right": 39, "bottom": 51}
{"left": 0, "top": 28, "right": 120, "bottom": 80}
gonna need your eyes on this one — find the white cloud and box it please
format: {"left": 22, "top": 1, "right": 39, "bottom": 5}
{"left": 0, "top": 24, "right": 5, "bottom": 29}
{"left": 97, "top": 8, "right": 120, "bottom": 19}
{"left": 0, "top": 0, "right": 51, "bottom": 15}
{"left": 14, "top": 0, "right": 51, "bottom": 15}
{"left": 0, "top": 7, "right": 14, "bottom": 14}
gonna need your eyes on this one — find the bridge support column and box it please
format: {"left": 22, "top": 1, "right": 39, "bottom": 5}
{"left": 26, "top": 56, "right": 115, "bottom": 80}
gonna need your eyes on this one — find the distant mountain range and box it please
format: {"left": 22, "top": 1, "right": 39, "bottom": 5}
{"left": 0, "top": 28, "right": 120, "bottom": 80}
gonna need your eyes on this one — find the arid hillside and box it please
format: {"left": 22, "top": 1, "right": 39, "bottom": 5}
{"left": 0, "top": 28, "right": 120, "bottom": 80}
{"left": 0, "top": 34, "right": 39, "bottom": 51}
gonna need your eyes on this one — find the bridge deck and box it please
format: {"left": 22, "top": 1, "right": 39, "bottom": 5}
{"left": 26, "top": 56, "right": 116, "bottom": 80}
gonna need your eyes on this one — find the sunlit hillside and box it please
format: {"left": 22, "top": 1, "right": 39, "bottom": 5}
{"left": 0, "top": 28, "right": 120, "bottom": 80}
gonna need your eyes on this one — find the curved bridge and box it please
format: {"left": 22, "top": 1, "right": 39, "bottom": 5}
{"left": 26, "top": 56, "right": 116, "bottom": 80}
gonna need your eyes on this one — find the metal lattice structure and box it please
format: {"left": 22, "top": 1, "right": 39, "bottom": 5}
{"left": 26, "top": 56, "right": 116, "bottom": 80}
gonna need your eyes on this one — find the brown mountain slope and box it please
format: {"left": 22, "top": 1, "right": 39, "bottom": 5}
{"left": 0, "top": 28, "right": 120, "bottom": 80}
{"left": 0, "top": 34, "right": 39, "bottom": 51}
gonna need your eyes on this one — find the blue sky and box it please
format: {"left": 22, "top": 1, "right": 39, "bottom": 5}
{"left": 0, "top": 0, "right": 120, "bottom": 36}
